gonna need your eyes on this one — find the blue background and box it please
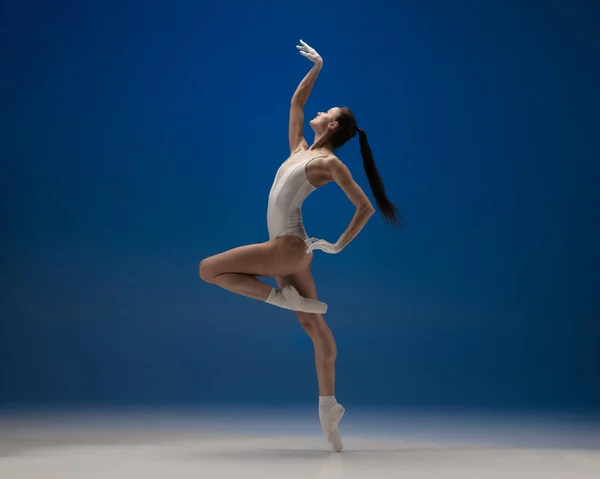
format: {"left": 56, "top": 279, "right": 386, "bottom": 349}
{"left": 2, "top": 0, "right": 599, "bottom": 411}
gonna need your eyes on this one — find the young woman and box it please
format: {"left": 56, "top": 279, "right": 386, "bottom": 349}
{"left": 199, "top": 40, "right": 404, "bottom": 452}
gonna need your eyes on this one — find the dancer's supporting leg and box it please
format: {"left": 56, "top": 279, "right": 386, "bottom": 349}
{"left": 199, "top": 237, "right": 327, "bottom": 314}
{"left": 277, "top": 264, "right": 345, "bottom": 452}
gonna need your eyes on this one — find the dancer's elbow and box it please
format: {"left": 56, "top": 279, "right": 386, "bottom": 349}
{"left": 359, "top": 203, "right": 376, "bottom": 216}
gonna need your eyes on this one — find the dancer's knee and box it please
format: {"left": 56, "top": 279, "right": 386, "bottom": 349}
{"left": 199, "top": 258, "right": 216, "bottom": 283}
{"left": 298, "top": 313, "right": 318, "bottom": 333}
{"left": 298, "top": 314, "right": 337, "bottom": 361}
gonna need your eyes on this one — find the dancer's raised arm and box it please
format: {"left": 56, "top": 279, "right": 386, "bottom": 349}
{"left": 289, "top": 40, "right": 323, "bottom": 153}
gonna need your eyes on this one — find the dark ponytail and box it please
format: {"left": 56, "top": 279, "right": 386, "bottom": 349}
{"left": 357, "top": 129, "right": 405, "bottom": 228}
{"left": 329, "top": 107, "right": 405, "bottom": 228}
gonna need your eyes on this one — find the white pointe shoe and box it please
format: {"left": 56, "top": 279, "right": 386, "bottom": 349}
{"left": 320, "top": 403, "right": 345, "bottom": 452}
{"left": 279, "top": 284, "right": 328, "bottom": 314}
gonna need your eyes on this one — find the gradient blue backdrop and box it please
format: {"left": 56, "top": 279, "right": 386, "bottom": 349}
{"left": 2, "top": 0, "right": 599, "bottom": 410}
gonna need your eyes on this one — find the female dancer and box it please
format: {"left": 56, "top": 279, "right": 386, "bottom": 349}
{"left": 199, "top": 40, "right": 404, "bottom": 452}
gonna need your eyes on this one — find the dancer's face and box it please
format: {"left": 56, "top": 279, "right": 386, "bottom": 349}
{"left": 310, "top": 107, "right": 342, "bottom": 134}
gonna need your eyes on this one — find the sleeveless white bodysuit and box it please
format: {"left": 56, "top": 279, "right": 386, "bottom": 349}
{"left": 267, "top": 149, "right": 328, "bottom": 244}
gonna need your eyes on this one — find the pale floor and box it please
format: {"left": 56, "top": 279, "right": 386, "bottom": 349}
{"left": 1, "top": 407, "right": 599, "bottom": 478}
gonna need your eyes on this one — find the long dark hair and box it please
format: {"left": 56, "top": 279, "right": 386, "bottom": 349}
{"left": 329, "top": 107, "right": 406, "bottom": 228}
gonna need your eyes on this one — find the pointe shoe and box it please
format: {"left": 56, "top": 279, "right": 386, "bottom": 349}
{"left": 281, "top": 284, "right": 328, "bottom": 314}
{"left": 320, "top": 403, "right": 345, "bottom": 452}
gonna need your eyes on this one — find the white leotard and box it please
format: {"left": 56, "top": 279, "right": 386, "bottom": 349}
{"left": 267, "top": 149, "right": 328, "bottom": 244}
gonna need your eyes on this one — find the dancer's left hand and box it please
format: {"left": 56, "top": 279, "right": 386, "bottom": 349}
{"left": 296, "top": 40, "right": 323, "bottom": 65}
{"left": 306, "top": 238, "right": 341, "bottom": 254}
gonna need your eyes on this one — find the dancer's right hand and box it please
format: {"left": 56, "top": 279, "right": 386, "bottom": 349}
{"left": 306, "top": 238, "right": 341, "bottom": 254}
{"left": 296, "top": 40, "right": 322, "bottom": 65}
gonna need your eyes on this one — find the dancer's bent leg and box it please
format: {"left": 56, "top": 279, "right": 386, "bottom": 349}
{"left": 200, "top": 237, "right": 326, "bottom": 314}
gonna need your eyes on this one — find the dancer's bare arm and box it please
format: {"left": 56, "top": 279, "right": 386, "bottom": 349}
{"left": 327, "top": 158, "right": 375, "bottom": 250}
{"left": 289, "top": 40, "right": 323, "bottom": 153}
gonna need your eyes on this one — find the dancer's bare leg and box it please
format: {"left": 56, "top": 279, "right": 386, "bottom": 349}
{"left": 200, "top": 236, "right": 327, "bottom": 313}
{"left": 277, "top": 266, "right": 336, "bottom": 395}
{"left": 277, "top": 264, "right": 345, "bottom": 452}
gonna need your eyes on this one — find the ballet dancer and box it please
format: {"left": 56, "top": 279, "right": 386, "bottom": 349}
{"left": 199, "top": 40, "right": 405, "bottom": 452}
